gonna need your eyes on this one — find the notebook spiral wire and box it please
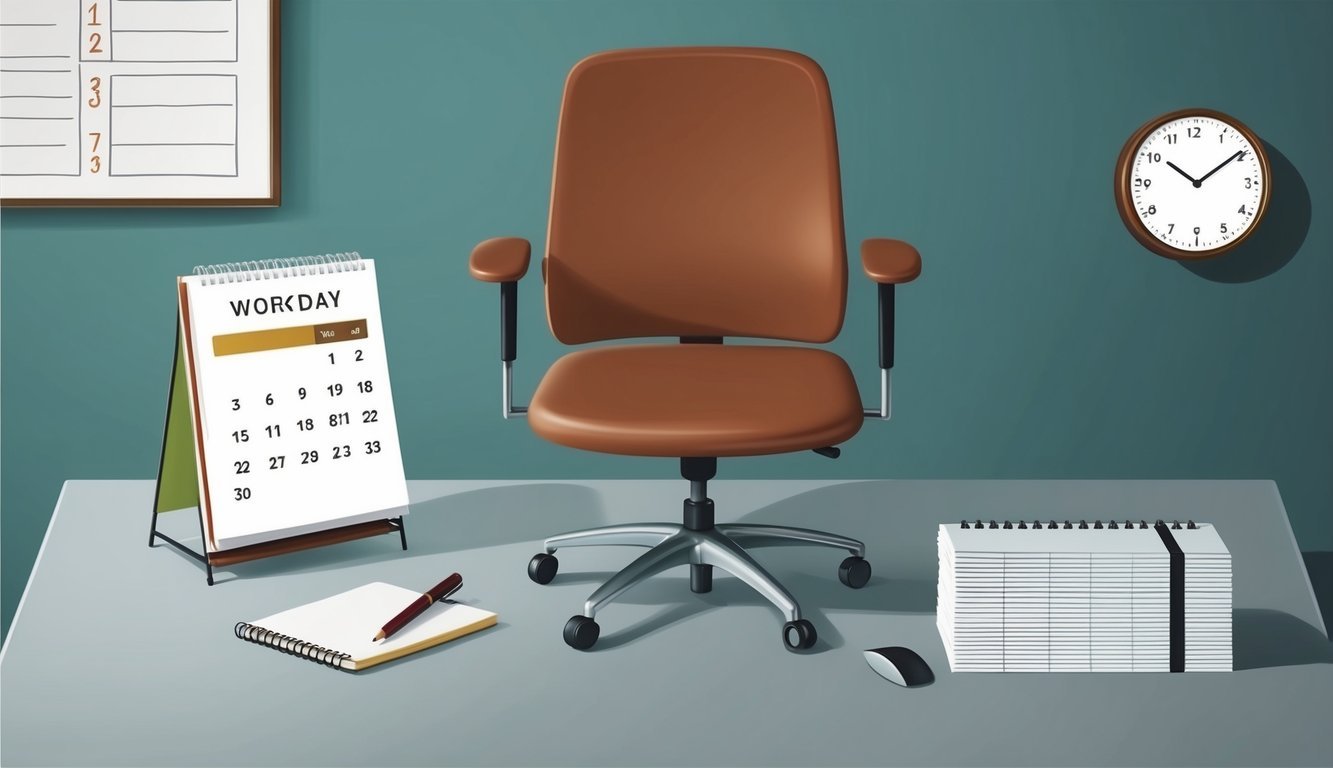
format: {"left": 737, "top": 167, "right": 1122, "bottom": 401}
{"left": 959, "top": 519, "right": 1200, "bottom": 531}
{"left": 234, "top": 622, "right": 353, "bottom": 671}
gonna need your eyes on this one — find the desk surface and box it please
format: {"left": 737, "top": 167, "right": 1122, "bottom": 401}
{"left": 2, "top": 480, "right": 1330, "bottom": 767}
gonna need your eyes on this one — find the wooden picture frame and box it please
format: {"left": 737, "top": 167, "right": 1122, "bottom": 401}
{"left": 0, "top": 0, "right": 280, "bottom": 207}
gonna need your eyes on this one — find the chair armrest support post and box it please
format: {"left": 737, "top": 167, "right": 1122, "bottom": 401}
{"left": 863, "top": 368, "right": 891, "bottom": 421}
{"left": 878, "top": 282, "right": 895, "bottom": 370}
{"left": 499, "top": 281, "right": 527, "bottom": 419}
{"left": 501, "top": 280, "right": 517, "bottom": 363}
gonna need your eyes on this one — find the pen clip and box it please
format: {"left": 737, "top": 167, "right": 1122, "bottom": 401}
{"left": 439, "top": 581, "right": 463, "bottom": 604}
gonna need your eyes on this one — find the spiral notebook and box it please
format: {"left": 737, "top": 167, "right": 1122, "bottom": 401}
{"left": 174, "top": 253, "right": 409, "bottom": 552}
{"left": 937, "top": 520, "right": 1231, "bottom": 673}
{"left": 235, "top": 582, "right": 498, "bottom": 671}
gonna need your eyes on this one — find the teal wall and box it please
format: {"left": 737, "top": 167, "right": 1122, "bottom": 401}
{"left": 2, "top": 0, "right": 1330, "bottom": 640}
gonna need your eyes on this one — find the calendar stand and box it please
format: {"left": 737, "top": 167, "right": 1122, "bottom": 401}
{"left": 148, "top": 512, "right": 407, "bottom": 587}
{"left": 150, "top": 322, "right": 408, "bottom": 586}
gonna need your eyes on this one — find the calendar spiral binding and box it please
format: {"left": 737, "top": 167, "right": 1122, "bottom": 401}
{"left": 958, "top": 519, "right": 1202, "bottom": 531}
{"left": 192, "top": 251, "right": 364, "bottom": 285}
{"left": 234, "top": 621, "right": 354, "bottom": 671}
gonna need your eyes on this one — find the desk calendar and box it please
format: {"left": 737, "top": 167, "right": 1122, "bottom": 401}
{"left": 152, "top": 252, "right": 408, "bottom": 580}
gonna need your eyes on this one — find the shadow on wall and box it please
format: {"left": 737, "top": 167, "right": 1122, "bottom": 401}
{"left": 1182, "top": 141, "right": 1310, "bottom": 283}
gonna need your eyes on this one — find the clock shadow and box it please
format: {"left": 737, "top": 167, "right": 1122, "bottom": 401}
{"left": 1181, "top": 141, "right": 1310, "bottom": 283}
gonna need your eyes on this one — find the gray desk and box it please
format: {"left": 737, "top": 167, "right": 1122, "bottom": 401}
{"left": 2, "top": 480, "right": 1330, "bottom": 767}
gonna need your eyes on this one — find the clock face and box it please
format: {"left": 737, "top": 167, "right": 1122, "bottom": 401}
{"left": 1126, "top": 114, "right": 1267, "bottom": 253}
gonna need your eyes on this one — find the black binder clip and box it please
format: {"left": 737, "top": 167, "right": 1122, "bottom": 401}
{"left": 989, "top": 520, "right": 998, "bottom": 529}
{"left": 1049, "top": 520, "right": 1058, "bottom": 529}
{"left": 975, "top": 520, "right": 984, "bottom": 529}
{"left": 1002, "top": 521, "right": 1013, "bottom": 529}
{"left": 1125, "top": 520, "right": 1134, "bottom": 530}
{"left": 1140, "top": 520, "right": 1149, "bottom": 529}
{"left": 1093, "top": 521, "right": 1104, "bottom": 529}
{"left": 1078, "top": 520, "right": 1089, "bottom": 529}
{"left": 1172, "top": 520, "right": 1182, "bottom": 530}
{"left": 1187, "top": 520, "right": 1198, "bottom": 529}
{"left": 1108, "top": 520, "right": 1119, "bottom": 529}
{"left": 961, "top": 520, "right": 970, "bottom": 529}
{"left": 1017, "top": 521, "right": 1027, "bottom": 529}
{"left": 1063, "top": 521, "right": 1073, "bottom": 529}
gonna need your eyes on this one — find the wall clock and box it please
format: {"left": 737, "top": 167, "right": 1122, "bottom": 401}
{"left": 1114, "top": 108, "right": 1270, "bottom": 260}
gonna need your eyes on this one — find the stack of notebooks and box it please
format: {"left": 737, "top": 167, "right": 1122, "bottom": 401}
{"left": 937, "top": 520, "right": 1231, "bottom": 673}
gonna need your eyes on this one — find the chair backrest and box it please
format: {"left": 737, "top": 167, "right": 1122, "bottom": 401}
{"left": 545, "top": 47, "right": 848, "bottom": 344}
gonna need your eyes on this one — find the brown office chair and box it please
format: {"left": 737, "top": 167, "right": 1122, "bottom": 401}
{"left": 469, "top": 47, "right": 921, "bottom": 651}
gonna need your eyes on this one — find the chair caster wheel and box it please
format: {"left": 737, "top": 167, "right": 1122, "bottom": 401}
{"left": 528, "top": 553, "right": 558, "bottom": 584}
{"left": 782, "top": 619, "right": 817, "bottom": 651}
{"left": 564, "top": 615, "right": 600, "bottom": 650}
{"left": 838, "top": 556, "right": 871, "bottom": 589}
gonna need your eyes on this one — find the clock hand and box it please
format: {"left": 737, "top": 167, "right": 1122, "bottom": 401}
{"left": 1165, "top": 161, "right": 1200, "bottom": 186}
{"left": 1196, "top": 150, "right": 1244, "bottom": 186}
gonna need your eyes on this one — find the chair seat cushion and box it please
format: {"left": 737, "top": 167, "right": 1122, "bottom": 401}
{"left": 528, "top": 344, "right": 864, "bottom": 457}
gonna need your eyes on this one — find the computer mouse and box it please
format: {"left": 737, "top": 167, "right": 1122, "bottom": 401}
{"left": 863, "top": 646, "right": 934, "bottom": 687}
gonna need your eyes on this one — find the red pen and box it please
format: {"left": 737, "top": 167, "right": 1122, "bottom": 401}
{"left": 373, "top": 573, "right": 463, "bottom": 641}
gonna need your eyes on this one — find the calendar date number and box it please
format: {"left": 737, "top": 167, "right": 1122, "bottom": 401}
{"left": 221, "top": 366, "right": 389, "bottom": 506}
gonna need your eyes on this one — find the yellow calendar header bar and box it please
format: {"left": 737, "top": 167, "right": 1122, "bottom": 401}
{"left": 213, "top": 319, "right": 368, "bottom": 357}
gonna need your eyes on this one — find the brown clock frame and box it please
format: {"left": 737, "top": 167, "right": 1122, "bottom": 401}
{"left": 1114, "top": 107, "right": 1271, "bottom": 261}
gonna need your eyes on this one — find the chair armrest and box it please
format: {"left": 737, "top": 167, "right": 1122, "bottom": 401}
{"left": 469, "top": 237, "right": 532, "bottom": 418}
{"left": 469, "top": 237, "right": 532, "bottom": 283}
{"left": 860, "top": 238, "right": 921, "bottom": 284}
{"left": 859, "top": 239, "right": 921, "bottom": 420}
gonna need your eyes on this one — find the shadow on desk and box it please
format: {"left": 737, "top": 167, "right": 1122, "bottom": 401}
{"left": 718, "top": 482, "right": 1333, "bottom": 668}
{"left": 734, "top": 479, "right": 939, "bottom": 613}
{"left": 546, "top": 568, "right": 913, "bottom": 651}
{"left": 539, "top": 481, "right": 937, "bottom": 652}
{"left": 1234, "top": 609, "right": 1333, "bottom": 670}
{"left": 355, "top": 620, "right": 512, "bottom": 676}
{"left": 219, "top": 483, "right": 606, "bottom": 581}
{"left": 1305, "top": 551, "right": 1333, "bottom": 632}
{"left": 205, "top": 480, "right": 1333, "bottom": 667}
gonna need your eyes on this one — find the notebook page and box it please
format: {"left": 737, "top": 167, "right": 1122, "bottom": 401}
{"left": 1172, "top": 524, "right": 1228, "bottom": 555}
{"left": 180, "top": 260, "right": 408, "bottom": 550}
{"left": 945, "top": 525, "right": 1169, "bottom": 553}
